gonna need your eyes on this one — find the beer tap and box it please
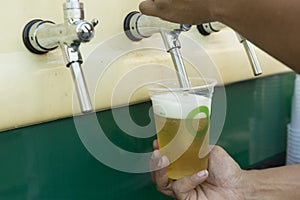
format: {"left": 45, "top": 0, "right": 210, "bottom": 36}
{"left": 123, "top": 11, "right": 191, "bottom": 88}
{"left": 197, "top": 22, "right": 263, "bottom": 76}
{"left": 22, "top": 0, "right": 98, "bottom": 113}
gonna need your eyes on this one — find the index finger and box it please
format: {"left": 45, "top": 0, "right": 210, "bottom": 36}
{"left": 139, "top": 0, "right": 158, "bottom": 16}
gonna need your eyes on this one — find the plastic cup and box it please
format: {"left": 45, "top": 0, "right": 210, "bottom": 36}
{"left": 287, "top": 138, "right": 300, "bottom": 145}
{"left": 147, "top": 77, "right": 216, "bottom": 180}
{"left": 290, "top": 74, "right": 300, "bottom": 129}
{"left": 287, "top": 157, "right": 300, "bottom": 165}
{"left": 287, "top": 131, "right": 300, "bottom": 139}
{"left": 286, "top": 147, "right": 300, "bottom": 160}
{"left": 288, "top": 124, "right": 300, "bottom": 133}
{"left": 287, "top": 149, "right": 300, "bottom": 156}
{"left": 286, "top": 153, "right": 300, "bottom": 163}
{"left": 288, "top": 132, "right": 300, "bottom": 139}
{"left": 287, "top": 144, "right": 300, "bottom": 153}
{"left": 287, "top": 136, "right": 300, "bottom": 146}
{"left": 287, "top": 152, "right": 300, "bottom": 159}
{"left": 289, "top": 155, "right": 300, "bottom": 161}
{"left": 286, "top": 138, "right": 300, "bottom": 158}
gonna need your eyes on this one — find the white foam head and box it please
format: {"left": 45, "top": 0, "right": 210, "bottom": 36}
{"left": 151, "top": 93, "right": 211, "bottom": 119}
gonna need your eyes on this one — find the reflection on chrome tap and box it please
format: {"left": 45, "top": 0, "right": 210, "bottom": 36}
{"left": 124, "top": 11, "right": 191, "bottom": 88}
{"left": 22, "top": 0, "right": 98, "bottom": 113}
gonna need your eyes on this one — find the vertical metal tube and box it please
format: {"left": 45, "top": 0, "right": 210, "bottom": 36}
{"left": 242, "top": 40, "right": 263, "bottom": 76}
{"left": 169, "top": 48, "right": 190, "bottom": 88}
{"left": 70, "top": 62, "right": 93, "bottom": 113}
{"left": 160, "top": 31, "right": 190, "bottom": 88}
{"left": 236, "top": 33, "right": 262, "bottom": 76}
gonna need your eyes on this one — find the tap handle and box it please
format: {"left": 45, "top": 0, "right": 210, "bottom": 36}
{"left": 236, "top": 33, "right": 262, "bottom": 76}
{"left": 91, "top": 18, "right": 99, "bottom": 27}
{"left": 76, "top": 19, "right": 98, "bottom": 43}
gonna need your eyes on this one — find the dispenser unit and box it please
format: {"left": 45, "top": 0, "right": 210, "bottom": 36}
{"left": 197, "top": 22, "right": 263, "bottom": 76}
{"left": 22, "top": 0, "right": 98, "bottom": 113}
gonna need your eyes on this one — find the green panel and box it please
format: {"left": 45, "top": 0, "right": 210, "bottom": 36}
{"left": 0, "top": 72, "right": 295, "bottom": 199}
{"left": 0, "top": 106, "right": 166, "bottom": 200}
{"left": 218, "top": 73, "right": 294, "bottom": 168}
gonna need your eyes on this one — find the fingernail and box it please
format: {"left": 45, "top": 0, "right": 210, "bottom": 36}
{"left": 197, "top": 170, "right": 208, "bottom": 178}
{"left": 157, "top": 156, "right": 169, "bottom": 168}
{"left": 151, "top": 150, "right": 160, "bottom": 159}
{"left": 153, "top": 140, "right": 158, "bottom": 148}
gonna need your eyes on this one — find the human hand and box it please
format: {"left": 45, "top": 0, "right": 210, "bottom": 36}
{"left": 139, "top": 0, "right": 217, "bottom": 25}
{"left": 150, "top": 140, "right": 245, "bottom": 200}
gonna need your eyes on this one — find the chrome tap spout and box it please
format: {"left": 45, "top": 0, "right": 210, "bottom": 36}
{"left": 197, "top": 22, "right": 263, "bottom": 76}
{"left": 124, "top": 11, "right": 191, "bottom": 88}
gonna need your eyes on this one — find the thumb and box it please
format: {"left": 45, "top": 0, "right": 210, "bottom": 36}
{"left": 172, "top": 170, "right": 209, "bottom": 199}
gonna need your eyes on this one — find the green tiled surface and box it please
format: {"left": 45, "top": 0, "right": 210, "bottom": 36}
{"left": 0, "top": 73, "right": 295, "bottom": 199}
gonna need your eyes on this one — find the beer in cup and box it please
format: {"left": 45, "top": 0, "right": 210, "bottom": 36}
{"left": 148, "top": 78, "right": 216, "bottom": 179}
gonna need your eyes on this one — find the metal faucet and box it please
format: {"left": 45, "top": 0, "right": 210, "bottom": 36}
{"left": 22, "top": 0, "right": 98, "bottom": 113}
{"left": 124, "top": 11, "right": 191, "bottom": 88}
{"left": 197, "top": 22, "right": 263, "bottom": 76}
